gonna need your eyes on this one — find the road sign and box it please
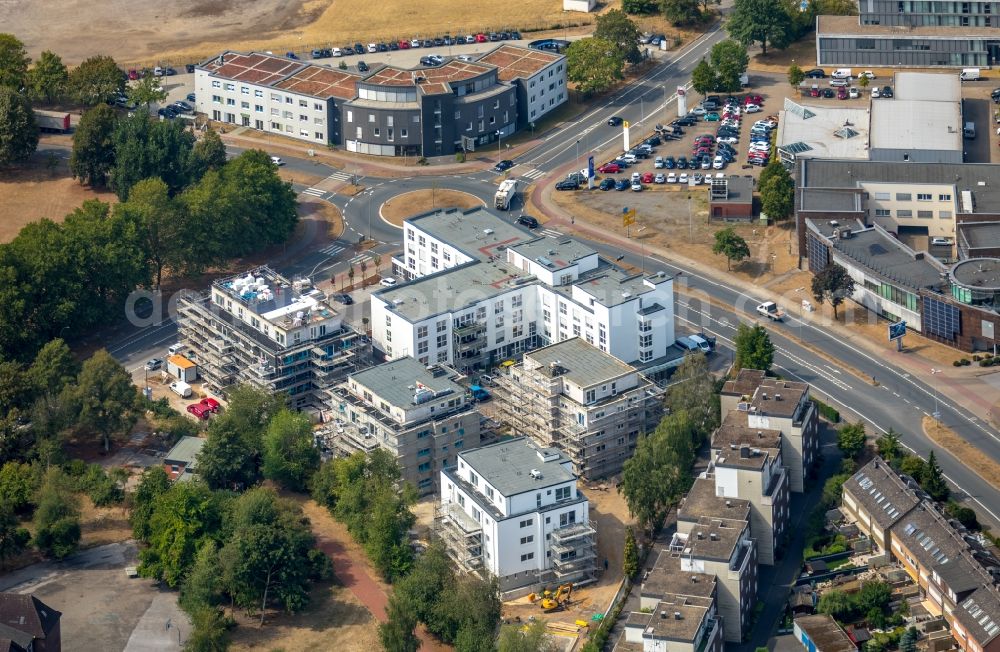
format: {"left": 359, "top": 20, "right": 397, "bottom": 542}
{"left": 622, "top": 208, "right": 636, "bottom": 228}
{"left": 888, "top": 321, "right": 906, "bottom": 341}
{"left": 587, "top": 156, "right": 595, "bottom": 179}
{"left": 623, "top": 121, "right": 630, "bottom": 129}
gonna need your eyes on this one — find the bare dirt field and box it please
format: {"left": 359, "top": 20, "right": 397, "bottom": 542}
{"left": 381, "top": 189, "right": 484, "bottom": 227}
{"left": 923, "top": 416, "right": 1000, "bottom": 491}
{"left": 0, "top": 150, "right": 115, "bottom": 243}
{"left": 6, "top": 0, "right": 595, "bottom": 65}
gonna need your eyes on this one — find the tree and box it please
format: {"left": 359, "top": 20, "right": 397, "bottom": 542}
{"left": 187, "top": 129, "right": 228, "bottom": 181}
{"left": 662, "top": 0, "right": 702, "bottom": 25}
{"left": 691, "top": 58, "right": 717, "bottom": 95}
{"left": 712, "top": 227, "right": 750, "bottom": 270}
{"left": 623, "top": 527, "right": 639, "bottom": 578}
{"left": 0, "top": 462, "right": 38, "bottom": 515}
{"left": 262, "top": 409, "right": 320, "bottom": 492}
{"left": 32, "top": 467, "right": 81, "bottom": 559}
{"left": 759, "top": 166, "right": 794, "bottom": 221}
{"left": 757, "top": 159, "right": 785, "bottom": 190}
{"left": 380, "top": 594, "right": 421, "bottom": 652}
{"left": 945, "top": 501, "right": 979, "bottom": 530}
{"left": 139, "top": 480, "right": 224, "bottom": 587}
{"left": 595, "top": 10, "right": 644, "bottom": 64}
{"left": 119, "top": 177, "right": 183, "bottom": 287}
{"left": 70, "top": 104, "right": 118, "bottom": 187}
{"left": 498, "top": 619, "right": 559, "bottom": 652}
{"left": 72, "top": 349, "right": 139, "bottom": 452}
{"left": 198, "top": 385, "right": 283, "bottom": 491}
{"left": 875, "top": 429, "right": 901, "bottom": 462}
{"left": 898, "top": 455, "right": 927, "bottom": 482}
{"left": 26, "top": 51, "right": 68, "bottom": 103}
{"left": 184, "top": 606, "right": 230, "bottom": 652}
{"left": 129, "top": 467, "right": 171, "bottom": 542}
{"left": 709, "top": 40, "right": 750, "bottom": 92}
{"left": 68, "top": 55, "right": 125, "bottom": 105}
{"left": 623, "top": 0, "right": 660, "bottom": 13}
{"left": 821, "top": 472, "right": 851, "bottom": 508}
{"left": 0, "top": 507, "right": 30, "bottom": 568}
{"left": 565, "top": 38, "right": 625, "bottom": 96}
{"left": 838, "top": 422, "right": 867, "bottom": 460}
{"left": 922, "top": 450, "right": 949, "bottom": 501}
{"left": 788, "top": 62, "right": 805, "bottom": 87}
{"left": 899, "top": 627, "right": 919, "bottom": 652}
{"left": 0, "top": 87, "right": 39, "bottom": 167}
{"left": 28, "top": 338, "right": 79, "bottom": 396}
{"left": 811, "top": 264, "right": 856, "bottom": 319}
{"left": 128, "top": 74, "right": 168, "bottom": 108}
{"left": 734, "top": 322, "right": 774, "bottom": 372}
{"left": 0, "top": 34, "right": 30, "bottom": 90}
{"left": 665, "top": 353, "right": 718, "bottom": 440}
{"left": 727, "top": 0, "right": 793, "bottom": 55}
{"left": 818, "top": 588, "right": 853, "bottom": 620}
{"left": 813, "top": 0, "right": 859, "bottom": 14}
{"left": 858, "top": 74, "right": 870, "bottom": 89}
{"left": 111, "top": 112, "right": 196, "bottom": 200}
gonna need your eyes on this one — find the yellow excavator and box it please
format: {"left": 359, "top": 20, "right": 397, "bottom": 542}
{"left": 539, "top": 583, "right": 573, "bottom": 612}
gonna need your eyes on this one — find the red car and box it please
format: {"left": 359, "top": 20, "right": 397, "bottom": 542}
{"left": 809, "top": 87, "right": 820, "bottom": 97}
{"left": 398, "top": 40, "right": 411, "bottom": 49}
{"left": 187, "top": 403, "right": 211, "bottom": 420}
{"left": 641, "top": 172, "right": 654, "bottom": 183}
{"left": 475, "top": 33, "right": 488, "bottom": 42}
{"left": 598, "top": 162, "right": 621, "bottom": 173}
{"left": 128, "top": 69, "right": 139, "bottom": 80}
{"left": 200, "top": 397, "right": 221, "bottom": 413}
{"left": 744, "top": 94, "right": 763, "bottom": 106}
{"left": 837, "top": 87, "right": 848, "bottom": 100}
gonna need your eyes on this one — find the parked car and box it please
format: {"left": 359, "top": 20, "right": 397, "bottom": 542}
{"left": 599, "top": 178, "right": 616, "bottom": 190}
{"left": 270, "top": 156, "right": 285, "bottom": 166}
{"left": 676, "top": 156, "right": 688, "bottom": 169}
{"left": 871, "top": 87, "right": 881, "bottom": 98}
{"left": 830, "top": 78, "right": 850, "bottom": 87}
{"left": 187, "top": 404, "right": 211, "bottom": 420}
{"left": 186, "top": 92, "right": 196, "bottom": 103}
{"left": 705, "top": 112, "right": 721, "bottom": 121}
{"left": 858, "top": 71, "right": 876, "bottom": 80}
{"left": 145, "top": 358, "right": 163, "bottom": 371}
{"left": 185, "top": 63, "right": 196, "bottom": 73}
{"left": 663, "top": 156, "right": 675, "bottom": 169}
{"left": 837, "top": 87, "right": 848, "bottom": 100}
{"left": 679, "top": 173, "right": 689, "bottom": 184}
{"left": 334, "top": 293, "right": 354, "bottom": 304}
{"left": 822, "top": 88, "right": 835, "bottom": 98}
{"left": 809, "top": 86, "right": 820, "bottom": 97}
{"left": 744, "top": 103, "right": 761, "bottom": 113}
{"left": 615, "top": 178, "right": 630, "bottom": 190}
{"left": 849, "top": 87, "right": 860, "bottom": 99}
{"left": 380, "top": 277, "right": 398, "bottom": 287}
{"left": 157, "top": 106, "right": 177, "bottom": 119}
{"left": 666, "top": 172, "right": 677, "bottom": 183}
{"left": 494, "top": 159, "right": 514, "bottom": 172}
{"left": 517, "top": 215, "right": 539, "bottom": 228}
{"left": 992, "top": 87, "right": 1000, "bottom": 103}
{"left": 712, "top": 155, "right": 725, "bottom": 169}
{"left": 367, "top": 43, "right": 378, "bottom": 53}
{"left": 641, "top": 172, "right": 654, "bottom": 183}
{"left": 631, "top": 181, "right": 643, "bottom": 191}
{"left": 200, "top": 397, "right": 222, "bottom": 413}
{"left": 931, "top": 237, "right": 954, "bottom": 246}
{"left": 654, "top": 173, "right": 666, "bottom": 184}
{"left": 555, "top": 179, "right": 579, "bottom": 190}
{"left": 357, "top": 61, "right": 370, "bottom": 72}
{"left": 172, "top": 100, "right": 193, "bottom": 113}
{"left": 881, "top": 86, "right": 893, "bottom": 98}
{"left": 805, "top": 68, "right": 826, "bottom": 78}
{"left": 654, "top": 157, "right": 664, "bottom": 169}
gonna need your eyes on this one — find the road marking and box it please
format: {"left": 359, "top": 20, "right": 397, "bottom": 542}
{"left": 349, "top": 253, "right": 373, "bottom": 265}
{"left": 327, "top": 170, "right": 354, "bottom": 182}
{"left": 520, "top": 168, "right": 545, "bottom": 180}
{"left": 540, "top": 229, "right": 563, "bottom": 239}
{"left": 320, "top": 244, "right": 345, "bottom": 256}
{"left": 302, "top": 187, "right": 325, "bottom": 197}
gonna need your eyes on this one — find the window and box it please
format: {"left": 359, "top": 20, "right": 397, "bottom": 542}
{"left": 585, "top": 389, "right": 596, "bottom": 403}
{"left": 285, "top": 97, "right": 293, "bottom": 104}
{"left": 559, "top": 511, "right": 577, "bottom": 527}
{"left": 212, "top": 95, "right": 222, "bottom": 104}
{"left": 226, "top": 98, "right": 235, "bottom": 106}
{"left": 240, "top": 86, "right": 249, "bottom": 95}
{"left": 255, "top": 104, "right": 263, "bottom": 112}
{"left": 254, "top": 89, "right": 263, "bottom": 97}
{"left": 368, "top": 114, "right": 375, "bottom": 123}
{"left": 401, "top": 128, "right": 408, "bottom": 138}
{"left": 874, "top": 192, "right": 891, "bottom": 200}
{"left": 874, "top": 209, "right": 891, "bottom": 217}
{"left": 314, "top": 102, "right": 323, "bottom": 110}
{"left": 940, "top": 210, "right": 953, "bottom": 218}
{"left": 346, "top": 110, "right": 353, "bottom": 122}
{"left": 895, "top": 193, "right": 912, "bottom": 201}
{"left": 241, "top": 101, "right": 250, "bottom": 109}
{"left": 212, "top": 81, "right": 221, "bottom": 88}
{"left": 436, "top": 334, "right": 447, "bottom": 347}
{"left": 917, "top": 193, "right": 933, "bottom": 201}
{"left": 520, "top": 535, "right": 534, "bottom": 544}
{"left": 918, "top": 210, "right": 933, "bottom": 218}
{"left": 519, "top": 518, "right": 533, "bottom": 528}
{"left": 897, "top": 209, "right": 913, "bottom": 217}
{"left": 300, "top": 114, "right": 308, "bottom": 121}
{"left": 413, "top": 115, "right": 420, "bottom": 123}
{"left": 374, "top": 127, "right": 380, "bottom": 137}
{"left": 555, "top": 486, "right": 571, "bottom": 501}
{"left": 224, "top": 83, "right": 235, "bottom": 91}
{"left": 939, "top": 194, "right": 952, "bottom": 201}
{"left": 520, "top": 553, "right": 534, "bottom": 562}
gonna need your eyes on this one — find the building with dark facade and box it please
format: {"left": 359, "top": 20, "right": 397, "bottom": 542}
{"left": 195, "top": 45, "right": 565, "bottom": 157}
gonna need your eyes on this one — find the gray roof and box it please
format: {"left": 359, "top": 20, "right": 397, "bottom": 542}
{"left": 798, "top": 158, "right": 1000, "bottom": 212}
{"left": 349, "top": 357, "right": 463, "bottom": 410}
{"left": 794, "top": 615, "right": 856, "bottom": 652}
{"left": 823, "top": 223, "right": 949, "bottom": 291}
{"left": 777, "top": 101, "right": 871, "bottom": 161}
{"left": 164, "top": 436, "right": 206, "bottom": 469}
{"left": 957, "top": 586, "right": 1000, "bottom": 645}
{"left": 509, "top": 237, "right": 596, "bottom": 271}
{"left": 959, "top": 222, "right": 1000, "bottom": 250}
{"left": 710, "top": 176, "right": 753, "bottom": 205}
{"left": 643, "top": 550, "right": 718, "bottom": 601}
{"left": 376, "top": 260, "right": 525, "bottom": 321}
{"left": 685, "top": 517, "right": 748, "bottom": 562}
{"left": 526, "top": 337, "right": 635, "bottom": 387}
{"left": 798, "top": 188, "right": 862, "bottom": 213}
{"left": 406, "top": 207, "right": 534, "bottom": 262}
{"left": 678, "top": 476, "right": 751, "bottom": 523}
{"left": 845, "top": 458, "right": 920, "bottom": 529}
{"left": 869, "top": 99, "right": 962, "bottom": 154}
{"left": 951, "top": 258, "right": 1000, "bottom": 292}
{"left": 817, "top": 13, "right": 1000, "bottom": 37}
{"left": 457, "top": 437, "right": 576, "bottom": 497}
{"left": 572, "top": 270, "right": 671, "bottom": 308}
{"left": 893, "top": 72, "right": 961, "bottom": 103}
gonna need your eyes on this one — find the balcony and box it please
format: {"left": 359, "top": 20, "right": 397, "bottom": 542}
{"left": 453, "top": 321, "right": 486, "bottom": 337}
{"left": 550, "top": 521, "right": 596, "bottom": 544}
{"left": 435, "top": 502, "right": 484, "bottom": 572}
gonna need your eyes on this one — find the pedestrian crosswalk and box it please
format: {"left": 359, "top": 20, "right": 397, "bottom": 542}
{"left": 319, "top": 243, "right": 345, "bottom": 257}
{"left": 302, "top": 187, "right": 326, "bottom": 197}
{"left": 520, "top": 168, "right": 545, "bottom": 180}
{"left": 540, "top": 229, "right": 563, "bottom": 239}
{"left": 327, "top": 170, "right": 354, "bottom": 182}
{"left": 349, "top": 253, "right": 374, "bottom": 265}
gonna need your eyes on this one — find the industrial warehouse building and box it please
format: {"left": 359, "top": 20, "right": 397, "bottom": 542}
{"left": 194, "top": 44, "right": 565, "bottom": 157}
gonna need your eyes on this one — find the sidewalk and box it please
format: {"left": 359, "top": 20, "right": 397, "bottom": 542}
{"left": 529, "top": 175, "right": 1000, "bottom": 431}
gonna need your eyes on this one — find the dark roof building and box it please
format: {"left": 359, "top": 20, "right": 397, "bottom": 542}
{"left": 794, "top": 614, "right": 857, "bottom": 652}
{"left": 0, "top": 594, "right": 61, "bottom": 652}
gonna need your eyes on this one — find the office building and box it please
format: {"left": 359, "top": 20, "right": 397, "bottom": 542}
{"left": 178, "top": 267, "right": 368, "bottom": 409}
{"left": 720, "top": 370, "right": 819, "bottom": 492}
{"left": 373, "top": 207, "right": 679, "bottom": 376}
{"left": 436, "top": 437, "right": 597, "bottom": 594}
{"left": 195, "top": 45, "right": 565, "bottom": 157}
{"left": 493, "top": 337, "right": 664, "bottom": 479}
{"left": 327, "top": 357, "right": 482, "bottom": 493}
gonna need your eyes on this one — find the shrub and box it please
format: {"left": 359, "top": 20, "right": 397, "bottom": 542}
{"left": 455, "top": 151, "right": 465, "bottom": 163}
{"left": 953, "top": 360, "right": 962, "bottom": 367}
{"left": 814, "top": 398, "right": 840, "bottom": 423}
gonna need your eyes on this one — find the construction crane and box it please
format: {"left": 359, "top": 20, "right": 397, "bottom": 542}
{"left": 539, "top": 583, "right": 573, "bottom": 612}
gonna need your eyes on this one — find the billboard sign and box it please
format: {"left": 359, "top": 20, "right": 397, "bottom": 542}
{"left": 888, "top": 321, "right": 906, "bottom": 341}
{"left": 587, "top": 155, "right": 595, "bottom": 179}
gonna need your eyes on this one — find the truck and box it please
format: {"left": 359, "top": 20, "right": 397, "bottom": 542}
{"left": 33, "top": 109, "right": 71, "bottom": 133}
{"left": 960, "top": 68, "right": 981, "bottom": 81}
{"left": 494, "top": 179, "right": 519, "bottom": 210}
{"left": 756, "top": 301, "right": 785, "bottom": 321}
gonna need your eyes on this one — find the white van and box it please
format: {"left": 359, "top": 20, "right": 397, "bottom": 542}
{"left": 169, "top": 381, "right": 193, "bottom": 398}
{"left": 832, "top": 68, "right": 852, "bottom": 79}
{"left": 960, "top": 68, "right": 981, "bottom": 81}
{"left": 167, "top": 343, "right": 186, "bottom": 356}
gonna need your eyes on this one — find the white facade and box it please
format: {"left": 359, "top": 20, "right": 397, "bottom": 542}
{"left": 862, "top": 181, "right": 958, "bottom": 240}
{"left": 521, "top": 58, "right": 568, "bottom": 124}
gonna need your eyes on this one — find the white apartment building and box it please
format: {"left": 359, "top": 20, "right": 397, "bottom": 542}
{"left": 478, "top": 44, "right": 568, "bottom": 125}
{"left": 436, "top": 437, "right": 597, "bottom": 595}
{"left": 494, "top": 338, "right": 664, "bottom": 479}
{"left": 328, "top": 357, "right": 482, "bottom": 494}
{"left": 375, "top": 208, "right": 677, "bottom": 375}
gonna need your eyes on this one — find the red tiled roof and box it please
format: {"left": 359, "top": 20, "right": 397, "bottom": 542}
{"left": 478, "top": 44, "right": 562, "bottom": 81}
{"left": 201, "top": 52, "right": 303, "bottom": 86}
{"left": 274, "top": 65, "right": 360, "bottom": 100}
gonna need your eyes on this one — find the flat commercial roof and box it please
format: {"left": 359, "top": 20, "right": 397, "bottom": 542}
{"left": 951, "top": 258, "right": 1000, "bottom": 291}
{"left": 200, "top": 51, "right": 304, "bottom": 86}
{"left": 711, "top": 176, "right": 754, "bottom": 204}
{"left": 274, "top": 65, "right": 359, "bottom": 100}
{"left": 795, "top": 615, "right": 856, "bottom": 652}
{"left": 458, "top": 437, "right": 576, "bottom": 497}
{"left": 477, "top": 43, "right": 562, "bottom": 81}
{"left": 830, "top": 226, "right": 949, "bottom": 291}
{"left": 893, "top": 72, "right": 961, "bottom": 102}
{"left": 678, "top": 476, "right": 751, "bottom": 523}
{"left": 509, "top": 237, "right": 596, "bottom": 271}
{"left": 959, "top": 222, "right": 1000, "bottom": 250}
{"left": 526, "top": 337, "right": 635, "bottom": 387}
{"left": 573, "top": 271, "right": 670, "bottom": 308}
{"left": 407, "top": 208, "right": 534, "bottom": 262}
{"left": 377, "top": 260, "right": 526, "bottom": 320}
{"left": 870, "top": 99, "right": 962, "bottom": 153}
{"left": 818, "top": 14, "right": 1000, "bottom": 37}
{"left": 778, "top": 100, "right": 870, "bottom": 160}
{"left": 349, "top": 357, "right": 462, "bottom": 411}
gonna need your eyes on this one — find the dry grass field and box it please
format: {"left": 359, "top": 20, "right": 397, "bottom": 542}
{"left": 7, "top": 0, "right": 600, "bottom": 66}
{"left": 381, "top": 189, "right": 484, "bottom": 226}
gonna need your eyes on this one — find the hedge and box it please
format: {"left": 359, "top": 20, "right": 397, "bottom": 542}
{"left": 814, "top": 398, "right": 840, "bottom": 423}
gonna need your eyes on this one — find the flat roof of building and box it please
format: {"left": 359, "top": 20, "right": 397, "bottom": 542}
{"left": 525, "top": 337, "right": 635, "bottom": 387}
{"left": 273, "top": 65, "right": 359, "bottom": 100}
{"left": 349, "top": 357, "right": 463, "bottom": 411}
{"left": 722, "top": 369, "right": 766, "bottom": 398}
{"left": 458, "top": 437, "right": 576, "bottom": 497}
{"left": 678, "top": 476, "right": 751, "bottom": 523}
{"left": 376, "top": 260, "right": 525, "bottom": 320}
{"left": 845, "top": 458, "right": 920, "bottom": 530}
{"left": 683, "top": 517, "right": 748, "bottom": 562}
{"left": 711, "top": 176, "right": 754, "bottom": 204}
{"left": 818, "top": 14, "right": 1000, "bottom": 37}
{"left": 643, "top": 550, "right": 718, "bottom": 601}
{"left": 794, "top": 614, "right": 856, "bottom": 652}
{"left": 200, "top": 51, "right": 304, "bottom": 86}
{"left": 364, "top": 59, "right": 495, "bottom": 89}
{"left": 164, "top": 436, "right": 206, "bottom": 468}
{"left": 214, "top": 267, "right": 338, "bottom": 327}
{"left": 573, "top": 270, "right": 672, "bottom": 308}
{"left": 951, "top": 258, "right": 1000, "bottom": 292}
{"left": 959, "top": 222, "right": 1000, "bottom": 250}
{"left": 798, "top": 189, "right": 862, "bottom": 213}
{"left": 893, "top": 72, "right": 961, "bottom": 102}
{"left": 477, "top": 43, "right": 563, "bottom": 81}
{"left": 778, "top": 100, "right": 871, "bottom": 160}
{"left": 168, "top": 354, "right": 196, "bottom": 370}
{"left": 635, "top": 597, "right": 712, "bottom": 641}
{"left": 870, "top": 98, "right": 962, "bottom": 153}
{"left": 509, "top": 237, "right": 597, "bottom": 272}
{"left": 713, "top": 410, "right": 783, "bottom": 450}
{"left": 750, "top": 379, "right": 808, "bottom": 418}
{"left": 825, "top": 224, "right": 950, "bottom": 291}
{"left": 407, "top": 207, "right": 534, "bottom": 262}
{"left": 798, "top": 158, "right": 1000, "bottom": 213}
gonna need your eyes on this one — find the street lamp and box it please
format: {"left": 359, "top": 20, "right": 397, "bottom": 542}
{"left": 575, "top": 139, "right": 580, "bottom": 166}
{"left": 930, "top": 368, "right": 942, "bottom": 420}
{"left": 366, "top": 189, "right": 375, "bottom": 242}
{"left": 496, "top": 130, "right": 502, "bottom": 164}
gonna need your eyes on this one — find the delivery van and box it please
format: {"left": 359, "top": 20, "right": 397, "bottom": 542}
{"left": 169, "top": 381, "right": 193, "bottom": 398}
{"left": 960, "top": 68, "right": 981, "bottom": 81}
